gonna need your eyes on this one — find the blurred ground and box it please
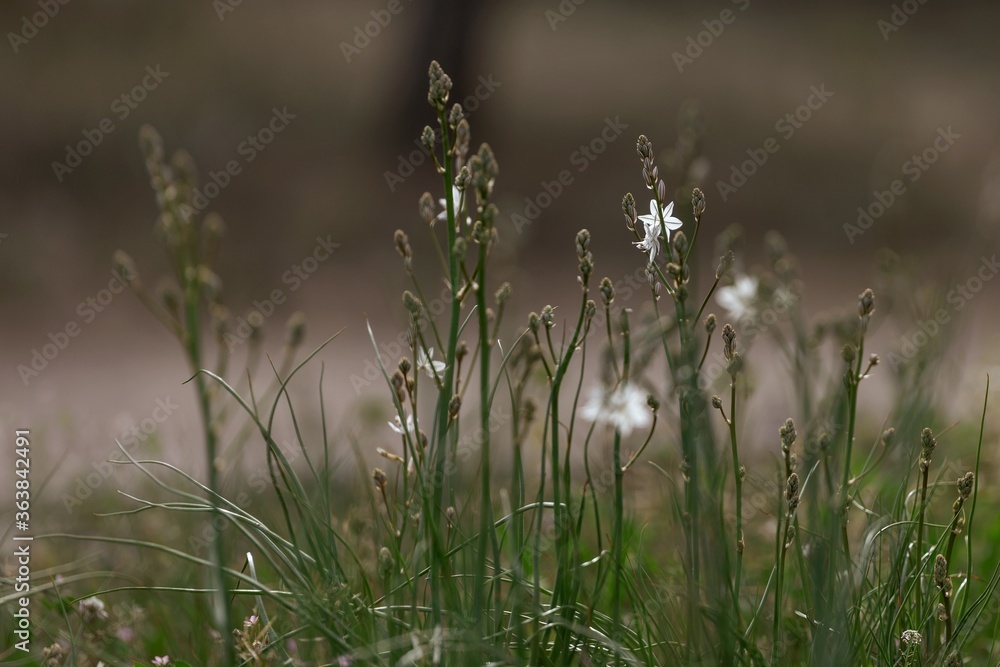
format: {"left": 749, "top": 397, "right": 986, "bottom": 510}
{"left": 2, "top": 1, "right": 1000, "bottom": 491}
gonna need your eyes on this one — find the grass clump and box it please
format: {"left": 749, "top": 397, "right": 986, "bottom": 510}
{"left": 5, "top": 61, "right": 999, "bottom": 667}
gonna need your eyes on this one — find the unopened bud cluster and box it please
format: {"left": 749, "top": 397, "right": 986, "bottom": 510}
{"left": 622, "top": 193, "right": 637, "bottom": 232}
{"left": 918, "top": 427, "right": 937, "bottom": 472}
{"left": 427, "top": 61, "right": 453, "bottom": 112}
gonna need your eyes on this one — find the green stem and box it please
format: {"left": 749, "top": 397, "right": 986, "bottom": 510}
{"left": 549, "top": 289, "right": 589, "bottom": 653}
{"left": 473, "top": 241, "right": 499, "bottom": 631}
{"left": 840, "top": 331, "right": 865, "bottom": 569}
{"left": 430, "top": 107, "right": 461, "bottom": 627}
{"left": 612, "top": 308, "right": 632, "bottom": 664}
{"left": 153, "top": 179, "right": 236, "bottom": 663}
{"left": 728, "top": 377, "right": 743, "bottom": 630}
{"left": 651, "top": 291, "right": 699, "bottom": 664}
{"left": 772, "top": 510, "right": 791, "bottom": 666}
{"left": 612, "top": 427, "right": 624, "bottom": 660}
{"left": 960, "top": 375, "right": 988, "bottom": 620}
{"left": 915, "top": 463, "right": 930, "bottom": 622}
{"left": 180, "top": 230, "right": 235, "bottom": 666}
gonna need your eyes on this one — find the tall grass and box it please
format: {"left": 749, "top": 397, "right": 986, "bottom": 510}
{"left": 7, "top": 61, "right": 999, "bottom": 667}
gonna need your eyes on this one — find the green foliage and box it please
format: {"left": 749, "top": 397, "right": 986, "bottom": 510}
{"left": 6, "top": 61, "right": 998, "bottom": 667}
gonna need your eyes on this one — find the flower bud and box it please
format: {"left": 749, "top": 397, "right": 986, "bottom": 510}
{"left": 763, "top": 231, "right": 788, "bottom": 264}
{"left": 622, "top": 193, "right": 637, "bottom": 231}
{"left": 841, "top": 344, "right": 856, "bottom": 364}
{"left": 204, "top": 213, "right": 226, "bottom": 243}
{"left": 726, "top": 352, "right": 744, "bottom": 377}
{"left": 716, "top": 250, "right": 734, "bottom": 280}
{"left": 920, "top": 427, "right": 937, "bottom": 458}
{"left": 541, "top": 305, "right": 556, "bottom": 329}
{"left": 285, "top": 311, "right": 306, "bottom": 348}
{"left": 579, "top": 252, "right": 593, "bottom": 283}
{"left": 372, "top": 468, "right": 388, "bottom": 491}
{"left": 455, "top": 119, "right": 470, "bottom": 159}
{"left": 933, "top": 553, "right": 949, "bottom": 589}
{"left": 958, "top": 471, "right": 974, "bottom": 500}
{"left": 421, "top": 126, "right": 436, "bottom": 152}
{"left": 636, "top": 135, "right": 653, "bottom": 161}
{"left": 858, "top": 288, "right": 875, "bottom": 322}
{"left": 210, "top": 304, "right": 229, "bottom": 340}
{"left": 779, "top": 418, "right": 797, "bottom": 450}
{"left": 427, "top": 61, "right": 452, "bottom": 111}
{"left": 402, "top": 290, "right": 422, "bottom": 316}
{"left": 198, "top": 266, "right": 223, "bottom": 303}
{"left": 722, "top": 324, "right": 736, "bottom": 361}
{"left": 691, "top": 187, "right": 706, "bottom": 218}
{"left": 156, "top": 279, "right": 181, "bottom": 319}
{"left": 448, "top": 103, "right": 464, "bottom": 128}
{"left": 496, "top": 282, "right": 512, "bottom": 306}
{"left": 419, "top": 192, "right": 436, "bottom": 224}
{"left": 576, "top": 229, "right": 591, "bottom": 257}
{"left": 394, "top": 230, "right": 412, "bottom": 260}
{"left": 473, "top": 143, "right": 498, "bottom": 196}
{"left": 378, "top": 546, "right": 394, "bottom": 578}
{"left": 390, "top": 370, "right": 405, "bottom": 403}
{"left": 138, "top": 124, "right": 164, "bottom": 164}
{"left": 523, "top": 398, "right": 537, "bottom": 424}
{"left": 456, "top": 169, "right": 472, "bottom": 197}
{"left": 599, "top": 277, "right": 614, "bottom": 306}
{"left": 786, "top": 472, "right": 800, "bottom": 514}
{"left": 672, "top": 230, "right": 688, "bottom": 258}
{"left": 112, "top": 250, "right": 139, "bottom": 284}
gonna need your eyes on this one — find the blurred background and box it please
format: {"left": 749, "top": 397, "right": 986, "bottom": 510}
{"left": 2, "top": 0, "right": 1000, "bottom": 483}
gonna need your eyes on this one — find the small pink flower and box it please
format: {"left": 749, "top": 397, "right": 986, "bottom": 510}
{"left": 152, "top": 657, "right": 170, "bottom": 666}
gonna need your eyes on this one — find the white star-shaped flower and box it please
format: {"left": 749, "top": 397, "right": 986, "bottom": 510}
{"left": 437, "top": 186, "right": 472, "bottom": 225}
{"left": 633, "top": 222, "right": 660, "bottom": 264}
{"left": 716, "top": 275, "right": 759, "bottom": 322}
{"left": 634, "top": 200, "right": 683, "bottom": 263}
{"left": 581, "top": 383, "right": 651, "bottom": 436}
{"left": 388, "top": 414, "right": 415, "bottom": 437}
{"left": 416, "top": 347, "right": 447, "bottom": 381}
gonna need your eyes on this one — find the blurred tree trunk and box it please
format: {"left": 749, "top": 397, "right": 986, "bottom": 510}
{"left": 393, "top": 0, "right": 488, "bottom": 147}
